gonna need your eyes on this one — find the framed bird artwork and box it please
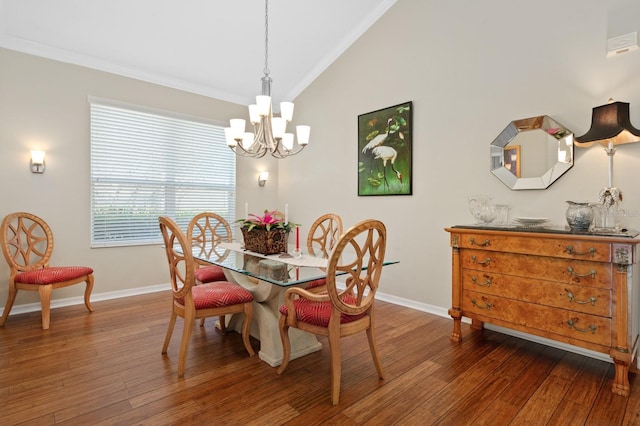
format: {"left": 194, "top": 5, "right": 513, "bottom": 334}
{"left": 358, "top": 101, "right": 412, "bottom": 196}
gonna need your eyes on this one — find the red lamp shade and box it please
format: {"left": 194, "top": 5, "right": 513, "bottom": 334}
{"left": 575, "top": 101, "right": 640, "bottom": 147}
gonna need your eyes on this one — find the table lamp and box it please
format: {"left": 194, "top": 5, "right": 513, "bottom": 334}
{"left": 575, "top": 100, "right": 640, "bottom": 229}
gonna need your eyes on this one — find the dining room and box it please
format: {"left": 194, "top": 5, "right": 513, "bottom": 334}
{"left": 2, "top": 0, "right": 640, "bottom": 423}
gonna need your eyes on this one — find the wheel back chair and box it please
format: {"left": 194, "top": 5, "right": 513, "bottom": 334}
{"left": 305, "top": 213, "right": 343, "bottom": 292}
{"left": 187, "top": 212, "right": 232, "bottom": 328}
{"left": 159, "top": 216, "right": 254, "bottom": 376}
{"left": 0, "top": 212, "right": 94, "bottom": 330}
{"left": 278, "top": 218, "right": 386, "bottom": 405}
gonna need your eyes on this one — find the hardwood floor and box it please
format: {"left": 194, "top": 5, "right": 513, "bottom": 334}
{"left": 1, "top": 291, "right": 640, "bottom": 425}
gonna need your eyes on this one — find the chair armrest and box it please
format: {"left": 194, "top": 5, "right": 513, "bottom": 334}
{"left": 282, "top": 286, "right": 329, "bottom": 325}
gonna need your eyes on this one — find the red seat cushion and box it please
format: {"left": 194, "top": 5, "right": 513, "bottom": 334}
{"left": 178, "top": 281, "right": 253, "bottom": 310}
{"left": 279, "top": 294, "right": 365, "bottom": 327}
{"left": 305, "top": 278, "right": 326, "bottom": 289}
{"left": 15, "top": 266, "right": 93, "bottom": 285}
{"left": 194, "top": 265, "right": 226, "bottom": 283}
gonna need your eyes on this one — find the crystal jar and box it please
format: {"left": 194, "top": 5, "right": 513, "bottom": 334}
{"left": 565, "top": 201, "right": 593, "bottom": 232}
{"left": 468, "top": 195, "right": 496, "bottom": 224}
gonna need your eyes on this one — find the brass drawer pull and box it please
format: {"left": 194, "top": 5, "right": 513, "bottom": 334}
{"left": 469, "top": 238, "right": 491, "bottom": 247}
{"left": 564, "top": 245, "right": 596, "bottom": 256}
{"left": 567, "top": 266, "right": 596, "bottom": 279}
{"left": 566, "top": 319, "right": 597, "bottom": 334}
{"left": 565, "top": 289, "right": 596, "bottom": 306}
{"left": 471, "top": 298, "right": 492, "bottom": 310}
{"left": 471, "top": 276, "right": 492, "bottom": 287}
{"left": 471, "top": 256, "right": 491, "bottom": 266}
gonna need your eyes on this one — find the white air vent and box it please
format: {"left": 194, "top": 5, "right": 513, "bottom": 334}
{"left": 607, "top": 32, "right": 639, "bottom": 57}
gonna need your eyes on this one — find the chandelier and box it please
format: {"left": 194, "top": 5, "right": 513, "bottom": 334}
{"left": 224, "top": 0, "right": 310, "bottom": 159}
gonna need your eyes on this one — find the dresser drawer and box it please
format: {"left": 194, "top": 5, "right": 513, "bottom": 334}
{"left": 462, "top": 289, "right": 612, "bottom": 347}
{"left": 461, "top": 249, "right": 612, "bottom": 289}
{"left": 456, "top": 232, "right": 611, "bottom": 262}
{"left": 461, "top": 269, "right": 611, "bottom": 317}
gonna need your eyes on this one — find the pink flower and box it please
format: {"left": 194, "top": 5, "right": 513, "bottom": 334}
{"left": 238, "top": 210, "right": 297, "bottom": 231}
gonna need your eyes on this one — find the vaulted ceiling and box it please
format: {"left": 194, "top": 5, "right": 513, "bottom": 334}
{"left": 0, "top": 0, "right": 396, "bottom": 105}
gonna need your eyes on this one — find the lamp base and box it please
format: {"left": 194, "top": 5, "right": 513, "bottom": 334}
{"left": 592, "top": 189, "right": 624, "bottom": 231}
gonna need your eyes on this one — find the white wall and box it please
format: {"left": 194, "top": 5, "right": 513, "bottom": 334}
{"left": 279, "top": 0, "right": 640, "bottom": 310}
{"left": 0, "top": 47, "right": 274, "bottom": 307}
{"left": 2, "top": 0, "right": 640, "bottom": 316}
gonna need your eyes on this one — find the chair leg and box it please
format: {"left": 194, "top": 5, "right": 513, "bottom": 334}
{"left": 177, "top": 309, "right": 195, "bottom": 377}
{"left": 199, "top": 315, "right": 226, "bottom": 331}
{"left": 0, "top": 284, "right": 18, "bottom": 326}
{"left": 38, "top": 284, "right": 53, "bottom": 330}
{"left": 241, "top": 304, "right": 255, "bottom": 356}
{"left": 328, "top": 327, "right": 342, "bottom": 406}
{"left": 277, "top": 314, "right": 291, "bottom": 374}
{"left": 366, "top": 326, "right": 385, "bottom": 379}
{"left": 84, "top": 274, "right": 95, "bottom": 312}
{"left": 162, "top": 310, "right": 177, "bottom": 354}
{"left": 219, "top": 315, "right": 226, "bottom": 333}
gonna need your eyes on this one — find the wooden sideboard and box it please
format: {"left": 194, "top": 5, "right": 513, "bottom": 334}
{"left": 445, "top": 226, "right": 640, "bottom": 396}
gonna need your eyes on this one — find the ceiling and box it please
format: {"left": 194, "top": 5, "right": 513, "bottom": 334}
{"left": 0, "top": 0, "right": 396, "bottom": 106}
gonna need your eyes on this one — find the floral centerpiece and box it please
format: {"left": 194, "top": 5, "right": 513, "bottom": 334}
{"left": 237, "top": 210, "right": 298, "bottom": 255}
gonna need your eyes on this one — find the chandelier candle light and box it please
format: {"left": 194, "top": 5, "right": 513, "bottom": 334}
{"left": 224, "top": 0, "right": 310, "bottom": 159}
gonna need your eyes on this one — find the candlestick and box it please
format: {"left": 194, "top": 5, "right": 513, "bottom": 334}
{"left": 284, "top": 204, "right": 289, "bottom": 224}
{"left": 296, "top": 226, "right": 300, "bottom": 250}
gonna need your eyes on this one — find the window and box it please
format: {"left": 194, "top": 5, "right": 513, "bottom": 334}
{"left": 89, "top": 98, "right": 235, "bottom": 248}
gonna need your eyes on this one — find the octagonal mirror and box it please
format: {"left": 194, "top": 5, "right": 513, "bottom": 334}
{"left": 490, "top": 115, "right": 574, "bottom": 190}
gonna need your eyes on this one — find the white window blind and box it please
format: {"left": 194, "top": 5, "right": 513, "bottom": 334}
{"left": 90, "top": 99, "right": 236, "bottom": 248}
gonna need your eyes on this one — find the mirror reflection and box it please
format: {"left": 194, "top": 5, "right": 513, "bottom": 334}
{"left": 490, "top": 116, "right": 574, "bottom": 190}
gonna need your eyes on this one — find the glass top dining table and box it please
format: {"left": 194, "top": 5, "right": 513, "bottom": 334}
{"left": 186, "top": 241, "right": 398, "bottom": 367}
{"left": 190, "top": 241, "right": 398, "bottom": 287}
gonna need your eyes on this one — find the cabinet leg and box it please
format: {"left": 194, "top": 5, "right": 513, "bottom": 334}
{"left": 451, "top": 318, "right": 462, "bottom": 342}
{"left": 612, "top": 360, "right": 631, "bottom": 397}
{"left": 610, "top": 347, "right": 633, "bottom": 397}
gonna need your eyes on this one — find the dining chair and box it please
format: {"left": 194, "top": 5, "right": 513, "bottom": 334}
{"left": 0, "top": 212, "right": 94, "bottom": 330}
{"left": 305, "top": 213, "right": 343, "bottom": 292}
{"left": 278, "top": 219, "right": 386, "bottom": 405}
{"left": 159, "top": 216, "right": 254, "bottom": 376}
{"left": 187, "top": 212, "right": 233, "bottom": 328}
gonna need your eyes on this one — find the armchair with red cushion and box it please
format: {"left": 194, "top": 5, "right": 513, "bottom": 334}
{"left": 278, "top": 219, "right": 386, "bottom": 405}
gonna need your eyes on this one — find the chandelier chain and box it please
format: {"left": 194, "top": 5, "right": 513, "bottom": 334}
{"left": 263, "top": 0, "right": 270, "bottom": 77}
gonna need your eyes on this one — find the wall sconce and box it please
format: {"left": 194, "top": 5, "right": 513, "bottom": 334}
{"left": 30, "top": 150, "right": 46, "bottom": 173}
{"left": 258, "top": 171, "right": 269, "bottom": 187}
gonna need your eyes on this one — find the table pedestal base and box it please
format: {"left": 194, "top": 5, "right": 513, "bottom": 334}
{"left": 224, "top": 270, "right": 322, "bottom": 367}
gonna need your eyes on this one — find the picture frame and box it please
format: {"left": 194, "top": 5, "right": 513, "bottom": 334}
{"left": 358, "top": 101, "right": 412, "bottom": 196}
{"left": 504, "top": 145, "right": 521, "bottom": 178}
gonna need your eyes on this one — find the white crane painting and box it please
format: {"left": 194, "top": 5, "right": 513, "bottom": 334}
{"left": 358, "top": 101, "right": 412, "bottom": 196}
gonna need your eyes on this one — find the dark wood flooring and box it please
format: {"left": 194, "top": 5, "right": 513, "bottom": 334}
{"left": 1, "top": 290, "right": 640, "bottom": 425}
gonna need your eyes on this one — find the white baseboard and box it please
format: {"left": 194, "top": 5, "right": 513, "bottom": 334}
{"left": 0, "top": 283, "right": 170, "bottom": 317}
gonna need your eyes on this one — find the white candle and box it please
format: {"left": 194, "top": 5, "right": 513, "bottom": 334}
{"left": 284, "top": 204, "right": 289, "bottom": 224}
{"left": 245, "top": 202, "right": 249, "bottom": 219}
